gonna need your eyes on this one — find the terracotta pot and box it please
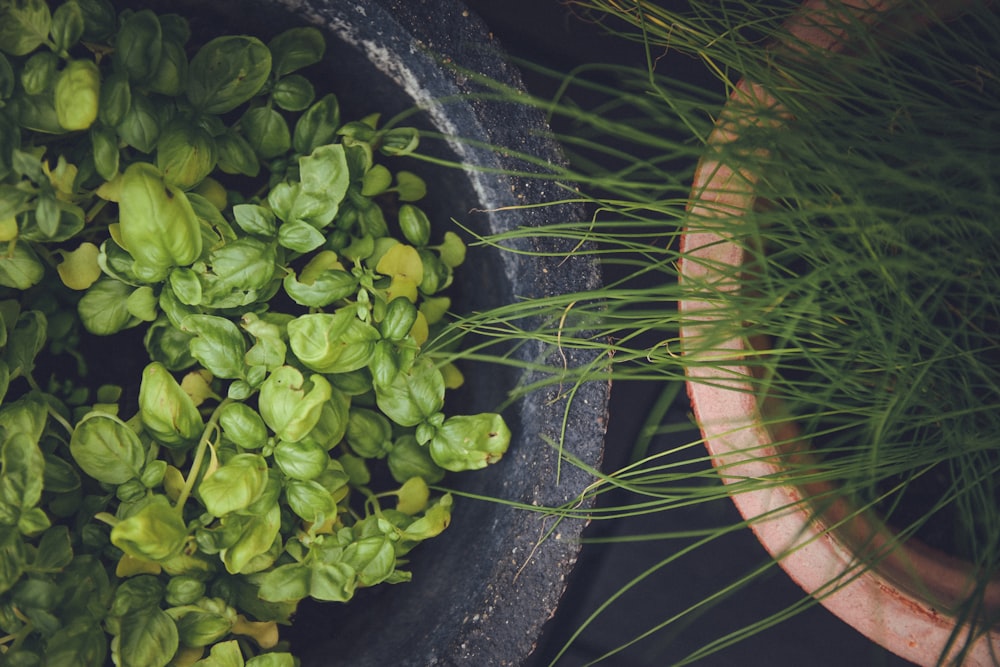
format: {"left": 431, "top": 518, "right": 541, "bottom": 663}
{"left": 679, "top": 1, "right": 1000, "bottom": 665}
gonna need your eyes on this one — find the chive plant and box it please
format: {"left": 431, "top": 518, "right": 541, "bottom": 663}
{"left": 419, "top": 0, "right": 1000, "bottom": 663}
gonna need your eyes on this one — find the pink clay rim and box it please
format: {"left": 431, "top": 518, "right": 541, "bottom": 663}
{"left": 678, "top": 1, "right": 1000, "bottom": 665}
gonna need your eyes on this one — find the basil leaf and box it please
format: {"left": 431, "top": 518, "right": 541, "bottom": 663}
{"left": 268, "top": 27, "right": 325, "bottom": 77}
{"left": 69, "top": 412, "right": 145, "bottom": 485}
{"left": 0, "top": 432, "right": 44, "bottom": 512}
{"left": 272, "top": 74, "right": 314, "bottom": 111}
{"left": 258, "top": 366, "right": 331, "bottom": 442}
{"left": 0, "top": 242, "right": 45, "bottom": 290}
{"left": 232, "top": 203, "right": 276, "bottom": 237}
{"left": 187, "top": 36, "right": 271, "bottom": 114}
{"left": 218, "top": 402, "right": 268, "bottom": 450}
{"left": 241, "top": 106, "right": 290, "bottom": 159}
{"left": 429, "top": 413, "right": 512, "bottom": 472}
{"left": 283, "top": 267, "right": 357, "bottom": 308}
{"left": 342, "top": 534, "right": 395, "bottom": 587}
{"left": 284, "top": 479, "right": 336, "bottom": 523}
{"left": 277, "top": 219, "right": 325, "bottom": 253}
{"left": 257, "top": 561, "right": 309, "bottom": 603}
{"left": 293, "top": 93, "right": 340, "bottom": 154}
{"left": 374, "top": 356, "right": 445, "bottom": 427}
{"left": 111, "top": 496, "right": 187, "bottom": 563}
{"left": 219, "top": 505, "right": 280, "bottom": 575}
{"left": 287, "top": 311, "right": 379, "bottom": 375}
{"left": 78, "top": 277, "right": 141, "bottom": 335}
{"left": 198, "top": 453, "right": 269, "bottom": 517}
{"left": 0, "top": 0, "right": 51, "bottom": 56}
{"left": 182, "top": 314, "right": 247, "bottom": 379}
{"left": 114, "top": 607, "right": 179, "bottom": 667}
{"left": 308, "top": 561, "right": 356, "bottom": 602}
{"left": 138, "top": 361, "right": 204, "bottom": 448}
{"left": 115, "top": 9, "right": 162, "bottom": 82}
{"left": 345, "top": 408, "right": 393, "bottom": 459}
{"left": 273, "top": 439, "right": 328, "bottom": 481}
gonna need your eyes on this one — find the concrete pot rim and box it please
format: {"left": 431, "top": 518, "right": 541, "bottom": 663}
{"left": 678, "top": 1, "right": 1000, "bottom": 665}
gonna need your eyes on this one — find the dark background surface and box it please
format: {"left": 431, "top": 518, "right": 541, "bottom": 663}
{"left": 461, "top": 2, "right": 915, "bottom": 665}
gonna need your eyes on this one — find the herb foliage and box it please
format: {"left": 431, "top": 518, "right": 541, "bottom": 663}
{"left": 0, "top": 0, "right": 510, "bottom": 664}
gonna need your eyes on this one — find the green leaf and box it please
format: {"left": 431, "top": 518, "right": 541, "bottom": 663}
{"left": 31, "top": 526, "right": 73, "bottom": 572}
{"left": 0, "top": 0, "right": 51, "bottom": 56}
{"left": 194, "top": 639, "right": 246, "bottom": 667}
{"left": 116, "top": 92, "right": 160, "bottom": 153}
{"left": 241, "top": 313, "right": 286, "bottom": 371}
{"left": 156, "top": 122, "right": 217, "bottom": 190}
{"left": 284, "top": 479, "right": 335, "bottom": 523}
{"left": 273, "top": 439, "right": 328, "bottom": 481}
{"left": 91, "top": 124, "right": 120, "bottom": 181}
{"left": 387, "top": 434, "right": 445, "bottom": 484}
{"left": 187, "top": 35, "right": 271, "bottom": 114}
{"left": 219, "top": 504, "right": 280, "bottom": 575}
{"left": 429, "top": 413, "right": 511, "bottom": 472}
{"left": 271, "top": 73, "right": 314, "bottom": 111}
{"left": 139, "top": 361, "right": 204, "bottom": 448}
{"left": 111, "top": 496, "right": 187, "bottom": 563}
{"left": 293, "top": 93, "right": 340, "bottom": 154}
{"left": 201, "top": 237, "right": 278, "bottom": 307}
{"left": 400, "top": 493, "right": 452, "bottom": 542}
{"left": 241, "top": 106, "right": 290, "bottom": 159}
{"left": 342, "top": 534, "right": 395, "bottom": 587}
{"left": 232, "top": 203, "right": 276, "bottom": 237}
{"left": 78, "top": 278, "right": 141, "bottom": 335}
{"left": 54, "top": 59, "right": 99, "bottom": 131}
{"left": 268, "top": 26, "right": 325, "bottom": 77}
{"left": 216, "top": 129, "right": 259, "bottom": 177}
{"left": 3, "top": 310, "right": 48, "bottom": 384}
{"left": 283, "top": 267, "right": 357, "bottom": 308}
{"left": 309, "top": 561, "right": 356, "bottom": 602}
{"left": 345, "top": 408, "right": 393, "bottom": 459}
{"left": 398, "top": 204, "right": 431, "bottom": 247}
{"left": 169, "top": 603, "right": 233, "bottom": 648}
{"left": 374, "top": 356, "right": 445, "bottom": 427}
{"left": 69, "top": 412, "right": 145, "bottom": 485}
{"left": 118, "top": 161, "right": 203, "bottom": 281}
{"left": 198, "top": 454, "right": 269, "bottom": 517}
{"left": 182, "top": 314, "right": 248, "bottom": 380}
{"left": 297, "top": 143, "right": 350, "bottom": 225}
{"left": 277, "top": 219, "right": 325, "bottom": 253}
{"left": 114, "top": 607, "right": 179, "bottom": 667}
{"left": 44, "top": 620, "right": 107, "bottom": 667}
{"left": 115, "top": 9, "right": 162, "bottom": 82}
{"left": 0, "top": 432, "right": 44, "bottom": 512}
{"left": 0, "top": 242, "right": 45, "bottom": 290}
{"left": 0, "top": 524, "right": 25, "bottom": 594}
{"left": 51, "top": 1, "right": 85, "bottom": 52}
{"left": 42, "top": 452, "right": 81, "bottom": 493}
{"left": 258, "top": 366, "right": 331, "bottom": 442}
{"left": 288, "top": 311, "right": 379, "bottom": 375}
{"left": 99, "top": 71, "right": 131, "bottom": 127}
{"left": 395, "top": 171, "right": 427, "bottom": 202}
{"left": 246, "top": 653, "right": 296, "bottom": 667}
{"left": 257, "top": 561, "right": 309, "bottom": 603}
{"left": 218, "top": 402, "right": 268, "bottom": 450}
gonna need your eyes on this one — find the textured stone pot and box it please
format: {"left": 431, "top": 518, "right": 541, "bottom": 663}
{"left": 134, "top": 0, "right": 608, "bottom": 664}
{"left": 679, "top": 1, "right": 1000, "bottom": 665}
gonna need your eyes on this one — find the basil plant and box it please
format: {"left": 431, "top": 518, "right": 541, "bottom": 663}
{"left": 0, "top": 1, "right": 511, "bottom": 664}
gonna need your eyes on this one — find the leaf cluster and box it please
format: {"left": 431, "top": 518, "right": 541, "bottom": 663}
{"left": 0, "top": 0, "right": 510, "bottom": 664}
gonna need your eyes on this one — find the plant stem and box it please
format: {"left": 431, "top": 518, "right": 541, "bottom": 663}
{"left": 174, "top": 398, "right": 231, "bottom": 515}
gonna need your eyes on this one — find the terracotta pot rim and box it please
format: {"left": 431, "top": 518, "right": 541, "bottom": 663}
{"left": 679, "top": 1, "right": 1000, "bottom": 665}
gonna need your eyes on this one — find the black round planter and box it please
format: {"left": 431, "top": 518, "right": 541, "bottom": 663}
{"left": 133, "top": 0, "right": 609, "bottom": 664}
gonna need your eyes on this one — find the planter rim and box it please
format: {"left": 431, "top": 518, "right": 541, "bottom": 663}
{"left": 678, "top": 1, "right": 1000, "bottom": 665}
